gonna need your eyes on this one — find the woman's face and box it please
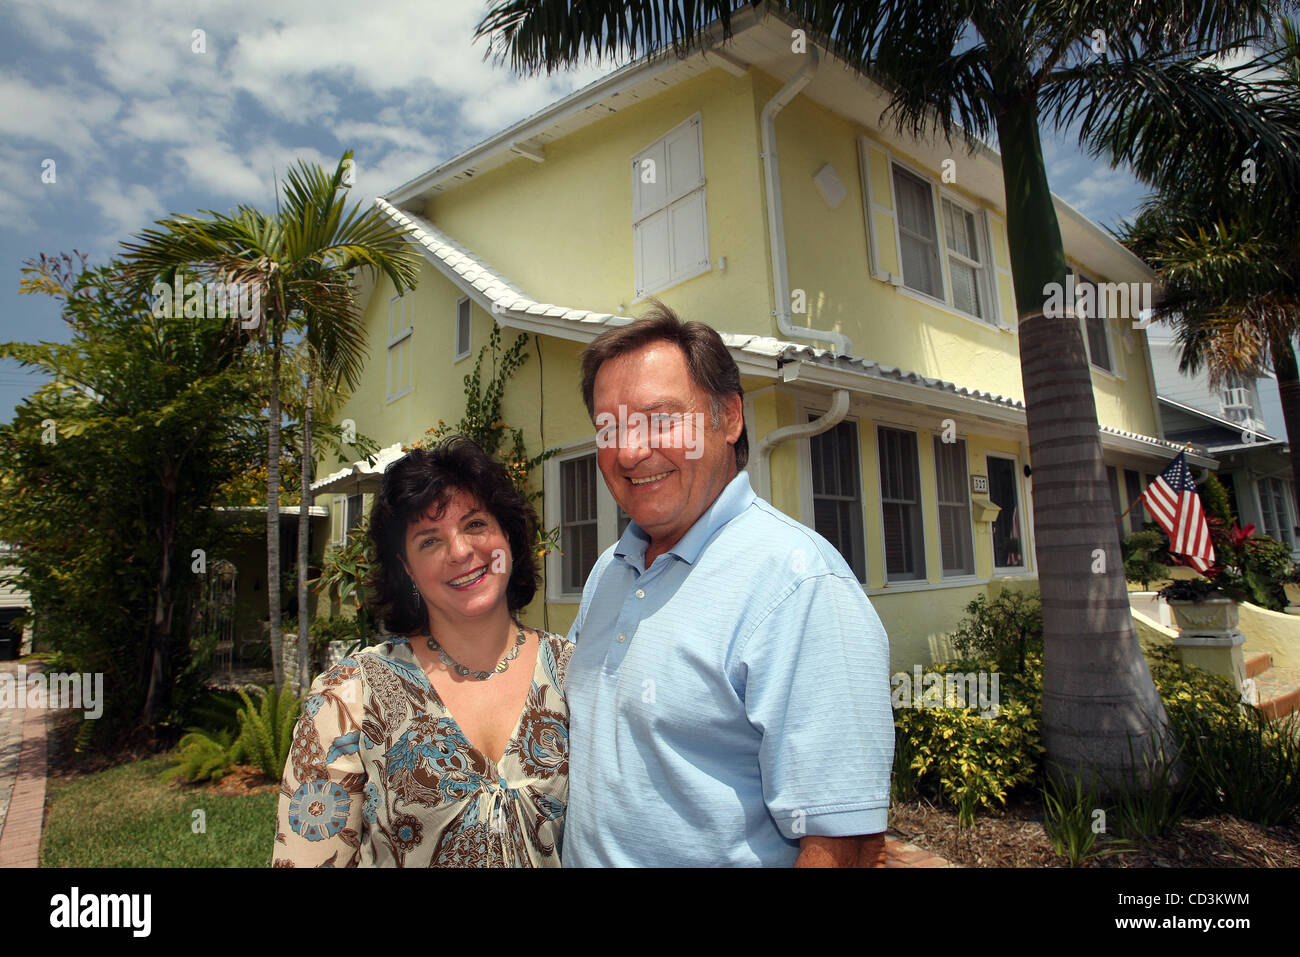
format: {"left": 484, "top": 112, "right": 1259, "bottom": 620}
{"left": 400, "top": 487, "right": 512, "bottom": 625}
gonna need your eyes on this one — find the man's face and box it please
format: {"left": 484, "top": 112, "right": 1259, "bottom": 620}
{"left": 591, "top": 340, "right": 742, "bottom": 555}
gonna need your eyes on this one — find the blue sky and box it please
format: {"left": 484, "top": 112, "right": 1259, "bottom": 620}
{"left": 0, "top": 0, "right": 1155, "bottom": 424}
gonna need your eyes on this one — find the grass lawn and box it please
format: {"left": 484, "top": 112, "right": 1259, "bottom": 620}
{"left": 41, "top": 754, "right": 278, "bottom": 868}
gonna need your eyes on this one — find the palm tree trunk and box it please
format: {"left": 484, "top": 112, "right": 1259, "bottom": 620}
{"left": 1269, "top": 333, "right": 1300, "bottom": 522}
{"left": 297, "top": 363, "right": 314, "bottom": 696}
{"left": 996, "top": 95, "right": 1175, "bottom": 789}
{"left": 268, "top": 321, "right": 284, "bottom": 691}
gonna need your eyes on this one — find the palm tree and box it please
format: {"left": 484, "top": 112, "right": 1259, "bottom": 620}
{"left": 123, "top": 153, "right": 420, "bottom": 692}
{"left": 474, "top": 1, "right": 1300, "bottom": 787}
{"left": 1120, "top": 19, "right": 1300, "bottom": 516}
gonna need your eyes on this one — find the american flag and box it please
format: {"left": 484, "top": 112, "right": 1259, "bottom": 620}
{"left": 1141, "top": 451, "right": 1215, "bottom": 573}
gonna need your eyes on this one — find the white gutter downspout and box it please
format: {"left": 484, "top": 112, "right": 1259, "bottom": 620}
{"left": 755, "top": 384, "right": 850, "bottom": 502}
{"left": 761, "top": 47, "right": 853, "bottom": 357}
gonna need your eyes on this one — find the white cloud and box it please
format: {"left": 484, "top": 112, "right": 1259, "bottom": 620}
{"left": 87, "top": 180, "right": 166, "bottom": 238}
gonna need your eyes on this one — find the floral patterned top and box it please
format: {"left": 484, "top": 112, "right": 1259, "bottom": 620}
{"left": 273, "top": 631, "right": 573, "bottom": 867}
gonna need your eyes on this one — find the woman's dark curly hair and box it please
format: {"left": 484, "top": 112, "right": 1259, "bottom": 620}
{"left": 365, "top": 434, "right": 540, "bottom": 635}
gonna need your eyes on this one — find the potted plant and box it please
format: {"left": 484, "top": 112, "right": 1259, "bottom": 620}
{"left": 1157, "top": 574, "right": 1247, "bottom": 638}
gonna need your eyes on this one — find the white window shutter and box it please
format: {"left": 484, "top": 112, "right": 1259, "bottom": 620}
{"left": 635, "top": 210, "right": 672, "bottom": 298}
{"left": 633, "top": 140, "right": 668, "bottom": 221}
{"left": 857, "top": 136, "right": 898, "bottom": 283}
{"left": 978, "top": 210, "right": 1000, "bottom": 325}
{"left": 669, "top": 190, "right": 709, "bottom": 274}
{"left": 664, "top": 117, "right": 704, "bottom": 202}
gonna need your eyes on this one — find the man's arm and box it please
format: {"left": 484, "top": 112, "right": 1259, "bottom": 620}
{"left": 796, "top": 833, "right": 887, "bottom": 868}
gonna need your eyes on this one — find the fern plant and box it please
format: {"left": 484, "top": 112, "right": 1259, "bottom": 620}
{"left": 235, "top": 683, "right": 302, "bottom": 780}
{"left": 159, "top": 728, "right": 246, "bottom": 784}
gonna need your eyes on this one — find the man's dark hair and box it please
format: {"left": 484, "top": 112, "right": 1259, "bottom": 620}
{"left": 365, "top": 435, "right": 540, "bottom": 635}
{"left": 579, "top": 299, "right": 749, "bottom": 469}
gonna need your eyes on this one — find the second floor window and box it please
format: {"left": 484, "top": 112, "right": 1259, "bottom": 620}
{"left": 632, "top": 114, "right": 710, "bottom": 299}
{"left": 891, "top": 162, "right": 997, "bottom": 324}
{"left": 941, "top": 198, "right": 990, "bottom": 321}
{"left": 1073, "top": 270, "right": 1113, "bottom": 374}
{"left": 892, "top": 165, "right": 944, "bottom": 299}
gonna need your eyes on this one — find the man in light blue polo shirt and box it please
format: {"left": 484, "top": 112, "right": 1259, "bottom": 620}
{"left": 562, "top": 302, "right": 894, "bottom": 867}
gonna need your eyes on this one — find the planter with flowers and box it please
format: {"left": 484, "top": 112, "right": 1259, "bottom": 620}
{"left": 1156, "top": 568, "right": 1250, "bottom": 692}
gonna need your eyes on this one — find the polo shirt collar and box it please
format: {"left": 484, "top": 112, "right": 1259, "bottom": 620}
{"left": 613, "top": 469, "right": 755, "bottom": 568}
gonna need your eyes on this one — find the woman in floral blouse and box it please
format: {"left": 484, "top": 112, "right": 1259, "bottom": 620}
{"left": 273, "top": 435, "right": 573, "bottom": 867}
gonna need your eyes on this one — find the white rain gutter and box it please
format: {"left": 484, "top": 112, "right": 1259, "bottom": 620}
{"left": 760, "top": 46, "right": 853, "bottom": 356}
{"left": 754, "top": 386, "right": 850, "bottom": 501}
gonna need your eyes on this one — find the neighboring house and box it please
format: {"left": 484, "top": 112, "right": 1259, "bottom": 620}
{"left": 1147, "top": 329, "right": 1299, "bottom": 556}
{"left": 313, "top": 7, "right": 1209, "bottom": 670}
{"left": 0, "top": 542, "right": 32, "bottom": 658}
{"left": 1156, "top": 397, "right": 1299, "bottom": 556}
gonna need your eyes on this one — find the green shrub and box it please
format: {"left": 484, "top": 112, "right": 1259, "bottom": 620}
{"left": 892, "top": 655, "right": 1045, "bottom": 817}
{"left": 235, "top": 683, "right": 302, "bottom": 780}
{"left": 1176, "top": 707, "right": 1300, "bottom": 825}
{"left": 1146, "top": 644, "right": 1243, "bottom": 736}
{"left": 1201, "top": 472, "right": 1236, "bottom": 527}
{"left": 180, "top": 688, "right": 245, "bottom": 737}
{"left": 1146, "top": 644, "right": 1300, "bottom": 825}
{"left": 1122, "top": 528, "right": 1172, "bottom": 589}
{"left": 947, "top": 590, "right": 1043, "bottom": 675}
{"left": 159, "top": 728, "right": 246, "bottom": 784}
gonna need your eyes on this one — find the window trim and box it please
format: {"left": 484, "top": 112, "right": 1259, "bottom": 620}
{"left": 386, "top": 293, "right": 413, "bottom": 402}
{"left": 454, "top": 296, "right": 471, "bottom": 363}
{"left": 876, "top": 423, "right": 929, "bottom": 584}
{"left": 986, "top": 451, "right": 1027, "bottom": 573}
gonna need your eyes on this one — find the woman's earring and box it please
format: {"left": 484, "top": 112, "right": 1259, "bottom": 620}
{"left": 410, "top": 578, "right": 421, "bottom": 603}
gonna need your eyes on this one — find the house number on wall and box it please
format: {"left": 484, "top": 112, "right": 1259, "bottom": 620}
{"left": 971, "top": 475, "right": 989, "bottom": 494}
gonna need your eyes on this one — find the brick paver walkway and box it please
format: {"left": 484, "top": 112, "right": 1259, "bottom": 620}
{"left": 0, "top": 661, "right": 48, "bottom": 868}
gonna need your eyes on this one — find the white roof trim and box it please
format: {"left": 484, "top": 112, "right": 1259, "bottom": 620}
{"left": 374, "top": 198, "right": 1191, "bottom": 462}
{"left": 313, "top": 442, "right": 408, "bottom": 495}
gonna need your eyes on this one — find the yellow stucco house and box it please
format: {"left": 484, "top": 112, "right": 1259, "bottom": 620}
{"left": 313, "top": 8, "right": 1212, "bottom": 671}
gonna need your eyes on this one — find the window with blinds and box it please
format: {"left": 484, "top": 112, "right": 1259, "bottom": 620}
{"left": 892, "top": 165, "right": 944, "bottom": 299}
{"left": 941, "top": 198, "right": 989, "bottom": 321}
{"left": 560, "top": 455, "right": 599, "bottom": 591}
{"left": 878, "top": 426, "right": 926, "bottom": 581}
{"left": 934, "top": 436, "right": 974, "bottom": 576}
{"left": 810, "top": 417, "right": 866, "bottom": 582}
